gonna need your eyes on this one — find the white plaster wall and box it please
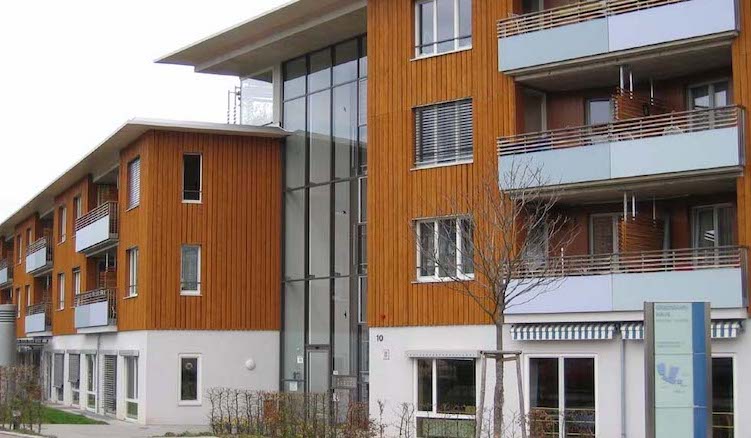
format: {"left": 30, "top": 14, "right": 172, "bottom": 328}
{"left": 144, "top": 330, "right": 280, "bottom": 425}
{"left": 44, "top": 330, "right": 280, "bottom": 426}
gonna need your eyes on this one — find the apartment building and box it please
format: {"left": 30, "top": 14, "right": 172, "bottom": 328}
{"left": 0, "top": 119, "right": 286, "bottom": 424}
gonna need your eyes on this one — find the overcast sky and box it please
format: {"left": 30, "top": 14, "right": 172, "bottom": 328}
{"left": 0, "top": 0, "right": 285, "bottom": 221}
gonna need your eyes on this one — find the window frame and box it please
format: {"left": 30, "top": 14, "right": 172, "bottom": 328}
{"left": 57, "top": 273, "right": 65, "bottom": 311}
{"left": 182, "top": 153, "right": 203, "bottom": 204}
{"left": 16, "top": 235, "right": 22, "bottom": 265}
{"left": 126, "top": 247, "right": 139, "bottom": 298}
{"left": 72, "top": 268, "right": 81, "bottom": 296}
{"left": 85, "top": 354, "right": 97, "bottom": 412}
{"left": 127, "top": 157, "right": 141, "bottom": 210}
{"left": 413, "top": 358, "right": 477, "bottom": 420}
{"left": 525, "top": 354, "right": 598, "bottom": 438}
{"left": 178, "top": 354, "right": 202, "bottom": 406}
{"left": 585, "top": 97, "right": 613, "bottom": 126}
{"left": 73, "top": 195, "right": 83, "bottom": 220}
{"left": 180, "top": 245, "right": 202, "bottom": 296}
{"left": 691, "top": 203, "right": 736, "bottom": 249}
{"left": 414, "top": 98, "right": 474, "bottom": 169}
{"left": 415, "top": 216, "right": 474, "bottom": 282}
{"left": 712, "top": 354, "right": 737, "bottom": 437}
{"left": 687, "top": 78, "right": 731, "bottom": 110}
{"left": 414, "top": 0, "right": 473, "bottom": 59}
{"left": 588, "top": 212, "right": 622, "bottom": 255}
{"left": 124, "top": 355, "right": 139, "bottom": 420}
{"left": 58, "top": 205, "right": 67, "bottom": 244}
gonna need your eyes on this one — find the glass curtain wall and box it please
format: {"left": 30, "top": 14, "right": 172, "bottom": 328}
{"left": 282, "top": 36, "right": 368, "bottom": 403}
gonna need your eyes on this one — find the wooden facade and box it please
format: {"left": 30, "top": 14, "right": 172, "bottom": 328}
{"left": 368, "top": 0, "right": 516, "bottom": 327}
{"left": 11, "top": 214, "right": 45, "bottom": 338}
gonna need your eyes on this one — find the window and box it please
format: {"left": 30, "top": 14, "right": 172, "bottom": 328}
{"left": 712, "top": 357, "right": 734, "bottom": 438}
{"left": 183, "top": 154, "right": 202, "bottom": 202}
{"left": 415, "top": 99, "right": 473, "bottom": 167}
{"left": 86, "top": 354, "right": 96, "bottom": 410}
{"left": 25, "top": 285, "right": 30, "bottom": 309}
{"left": 586, "top": 98, "right": 613, "bottom": 126}
{"left": 416, "top": 358, "right": 476, "bottom": 438}
{"left": 241, "top": 70, "right": 274, "bottom": 126}
{"left": 16, "top": 235, "right": 21, "bottom": 264}
{"left": 180, "top": 245, "right": 201, "bottom": 295}
{"left": 58, "top": 206, "right": 67, "bottom": 243}
{"left": 25, "top": 229, "right": 32, "bottom": 254}
{"left": 415, "top": 0, "right": 472, "bottom": 57}
{"left": 125, "top": 356, "right": 139, "bottom": 419}
{"left": 179, "top": 355, "right": 201, "bottom": 404}
{"left": 69, "top": 354, "right": 80, "bottom": 406}
{"left": 53, "top": 353, "right": 64, "bottom": 402}
{"left": 528, "top": 357, "right": 596, "bottom": 437}
{"left": 57, "top": 273, "right": 65, "bottom": 310}
{"left": 522, "top": 0, "right": 543, "bottom": 13}
{"left": 693, "top": 204, "right": 736, "bottom": 249}
{"left": 523, "top": 88, "right": 546, "bottom": 133}
{"left": 14, "top": 288, "right": 19, "bottom": 318}
{"left": 416, "top": 217, "right": 474, "bottom": 280}
{"left": 689, "top": 80, "right": 730, "bottom": 110}
{"left": 127, "top": 248, "right": 139, "bottom": 297}
{"left": 589, "top": 213, "right": 622, "bottom": 255}
{"left": 127, "top": 157, "right": 141, "bottom": 209}
{"left": 73, "top": 268, "right": 81, "bottom": 296}
{"left": 73, "top": 196, "right": 83, "bottom": 220}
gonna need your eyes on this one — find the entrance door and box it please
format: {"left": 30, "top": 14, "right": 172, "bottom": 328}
{"left": 103, "top": 355, "right": 117, "bottom": 415}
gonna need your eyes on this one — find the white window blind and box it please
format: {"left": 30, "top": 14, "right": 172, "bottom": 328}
{"left": 127, "top": 158, "right": 141, "bottom": 209}
{"left": 415, "top": 99, "right": 473, "bottom": 167}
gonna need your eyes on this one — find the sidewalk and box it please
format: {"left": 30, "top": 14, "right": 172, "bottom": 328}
{"left": 37, "top": 406, "right": 214, "bottom": 438}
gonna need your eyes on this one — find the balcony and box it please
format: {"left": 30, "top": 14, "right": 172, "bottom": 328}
{"left": 25, "top": 302, "right": 51, "bottom": 335}
{"left": 25, "top": 237, "right": 52, "bottom": 276}
{"left": 74, "top": 288, "right": 117, "bottom": 330}
{"left": 75, "top": 202, "right": 119, "bottom": 256}
{"left": 506, "top": 246, "right": 748, "bottom": 315}
{"left": 497, "top": 0, "right": 738, "bottom": 74}
{"left": 498, "top": 106, "right": 744, "bottom": 192}
{"left": 0, "top": 259, "right": 12, "bottom": 289}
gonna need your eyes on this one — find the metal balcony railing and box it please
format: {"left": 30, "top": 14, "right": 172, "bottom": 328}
{"left": 74, "top": 288, "right": 117, "bottom": 322}
{"left": 75, "top": 201, "right": 119, "bottom": 234}
{"left": 26, "top": 237, "right": 52, "bottom": 263}
{"left": 512, "top": 246, "right": 746, "bottom": 279}
{"left": 497, "top": 0, "right": 689, "bottom": 38}
{"left": 498, "top": 106, "right": 743, "bottom": 157}
{"left": 0, "top": 259, "right": 11, "bottom": 281}
{"left": 26, "top": 302, "right": 50, "bottom": 317}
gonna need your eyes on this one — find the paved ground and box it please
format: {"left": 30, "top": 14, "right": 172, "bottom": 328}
{"left": 0, "top": 406, "right": 214, "bottom": 438}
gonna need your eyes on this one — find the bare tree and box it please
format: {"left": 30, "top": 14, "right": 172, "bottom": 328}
{"left": 411, "top": 160, "right": 576, "bottom": 438}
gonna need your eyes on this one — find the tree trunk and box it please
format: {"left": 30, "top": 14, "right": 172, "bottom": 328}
{"left": 493, "top": 321, "right": 505, "bottom": 438}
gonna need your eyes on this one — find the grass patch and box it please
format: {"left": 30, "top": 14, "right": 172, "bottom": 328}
{"left": 41, "top": 406, "right": 107, "bottom": 425}
{"left": 163, "top": 433, "right": 216, "bottom": 437}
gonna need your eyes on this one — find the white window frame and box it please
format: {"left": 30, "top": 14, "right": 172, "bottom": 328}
{"left": 15, "top": 288, "right": 19, "bottom": 318}
{"left": 415, "top": 216, "right": 474, "bottom": 282}
{"left": 414, "top": 0, "right": 473, "bottom": 59}
{"left": 524, "top": 354, "right": 598, "bottom": 438}
{"left": 180, "top": 245, "right": 202, "bottom": 296}
{"left": 124, "top": 355, "right": 139, "bottom": 420}
{"left": 73, "top": 195, "right": 83, "bottom": 220}
{"left": 127, "top": 157, "right": 141, "bottom": 210}
{"left": 182, "top": 153, "right": 203, "bottom": 204}
{"left": 16, "top": 235, "right": 22, "bottom": 265}
{"left": 414, "top": 99, "right": 474, "bottom": 169}
{"left": 178, "top": 354, "right": 202, "bottom": 406}
{"left": 73, "top": 268, "right": 81, "bottom": 296}
{"left": 85, "top": 354, "right": 97, "bottom": 412}
{"left": 70, "top": 354, "right": 81, "bottom": 407}
{"left": 25, "top": 285, "right": 31, "bottom": 308}
{"left": 59, "top": 205, "right": 67, "bottom": 244}
{"left": 57, "top": 273, "right": 65, "bottom": 311}
{"left": 712, "top": 354, "right": 737, "bottom": 437}
{"left": 413, "top": 358, "right": 477, "bottom": 421}
{"left": 691, "top": 203, "right": 735, "bottom": 249}
{"left": 126, "top": 247, "right": 139, "bottom": 298}
{"left": 687, "top": 78, "right": 731, "bottom": 110}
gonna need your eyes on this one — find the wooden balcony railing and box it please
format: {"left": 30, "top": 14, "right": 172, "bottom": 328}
{"left": 75, "top": 201, "right": 119, "bottom": 234}
{"left": 513, "top": 246, "right": 746, "bottom": 278}
{"left": 74, "top": 288, "right": 117, "bottom": 322}
{"left": 26, "top": 237, "right": 52, "bottom": 262}
{"left": 498, "top": 0, "right": 689, "bottom": 38}
{"left": 498, "top": 106, "right": 743, "bottom": 156}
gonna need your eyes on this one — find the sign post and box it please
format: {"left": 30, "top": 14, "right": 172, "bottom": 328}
{"left": 645, "top": 302, "right": 712, "bottom": 438}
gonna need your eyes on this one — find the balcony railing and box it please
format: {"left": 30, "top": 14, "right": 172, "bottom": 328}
{"left": 25, "top": 237, "right": 52, "bottom": 275}
{"left": 498, "top": 106, "right": 742, "bottom": 156}
{"left": 498, "top": 0, "right": 688, "bottom": 38}
{"left": 26, "top": 302, "right": 50, "bottom": 317}
{"left": 75, "top": 202, "right": 119, "bottom": 255}
{"left": 0, "top": 259, "right": 12, "bottom": 286}
{"left": 25, "top": 301, "right": 51, "bottom": 334}
{"left": 74, "top": 288, "right": 117, "bottom": 328}
{"left": 512, "top": 246, "right": 746, "bottom": 279}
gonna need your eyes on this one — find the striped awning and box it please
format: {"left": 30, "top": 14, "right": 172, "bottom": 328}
{"left": 511, "top": 323, "right": 617, "bottom": 341}
{"left": 620, "top": 320, "right": 744, "bottom": 341}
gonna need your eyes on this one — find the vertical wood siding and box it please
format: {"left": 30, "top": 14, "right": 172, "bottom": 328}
{"left": 12, "top": 215, "right": 43, "bottom": 337}
{"left": 368, "top": 0, "right": 516, "bottom": 327}
{"left": 116, "top": 131, "right": 282, "bottom": 331}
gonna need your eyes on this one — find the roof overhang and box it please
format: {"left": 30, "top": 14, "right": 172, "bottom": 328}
{"left": 157, "top": 0, "right": 367, "bottom": 76}
{"left": 0, "top": 118, "right": 288, "bottom": 238}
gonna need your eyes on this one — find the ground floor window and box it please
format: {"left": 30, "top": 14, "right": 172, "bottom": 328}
{"left": 179, "top": 354, "right": 201, "bottom": 405}
{"left": 415, "top": 358, "right": 476, "bottom": 438}
{"left": 125, "top": 356, "right": 139, "bottom": 419}
{"left": 53, "top": 353, "right": 64, "bottom": 402}
{"left": 69, "top": 354, "right": 80, "bottom": 406}
{"left": 713, "top": 357, "right": 734, "bottom": 438}
{"left": 528, "top": 356, "right": 596, "bottom": 438}
{"left": 86, "top": 354, "right": 96, "bottom": 410}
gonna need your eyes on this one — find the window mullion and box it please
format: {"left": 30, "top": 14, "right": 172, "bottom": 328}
{"left": 559, "top": 358, "right": 565, "bottom": 438}
{"left": 432, "top": 359, "right": 438, "bottom": 414}
{"left": 434, "top": 221, "right": 440, "bottom": 278}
